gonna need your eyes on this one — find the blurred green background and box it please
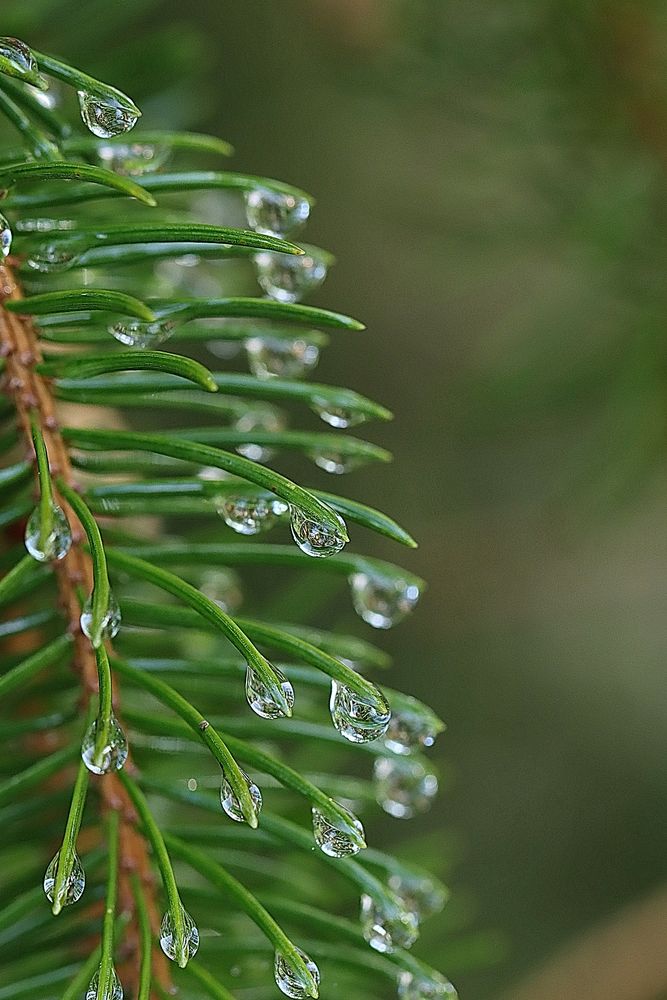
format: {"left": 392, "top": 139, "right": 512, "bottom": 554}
{"left": 7, "top": 1, "right": 667, "bottom": 996}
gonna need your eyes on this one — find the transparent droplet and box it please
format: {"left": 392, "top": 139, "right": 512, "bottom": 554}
{"left": 108, "top": 319, "right": 174, "bottom": 349}
{"left": 160, "top": 906, "right": 199, "bottom": 966}
{"left": 234, "top": 405, "right": 286, "bottom": 462}
{"left": 81, "top": 713, "right": 128, "bottom": 775}
{"left": 78, "top": 91, "right": 140, "bottom": 139}
{"left": 309, "top": 449, "right": 365, "bottom": 475}
{"left": 216, "top": 494, "right": 279, "bottom": 535}
{"left": 373, "top": 757, "right": 438, "bottom": 819}
{"left": 220, "top": 769, "right": 263, "bottom": 823}
{"left": 311, "top": 803, "right": 366, "bottom": 858}
{"left": 253, "top": 249, "right": 328, "bottom": 304}
{"left": 310, "top": 396, "right": 367, "bottom": 429}
{"left": 24, "top": 503, "right": 72, "bottom": 562}
{"left": 245, "top": 187, "right": 311, "bottom": 238}
{"left": 97, "top": 141, "right": 170, "bottom": 176}
{"left": 16, "top": 218, "right": 76, "bottom": 234}
{"left": 360, "top": 893, "right": 419, "bottom": 953}
{"left": 43, "top": 849, "right": 85, "bottom": 909}
{"left": 349, "top": 571, "right": 421, "bottom": 629}
{"left": 0, "top": 37, "right": 38, "bottom": 80}
{"left": 0, "top": 213, "right": 12, "bottom": 258}
{"left": 274, "top": 947, "right": 320, "bottom": 999}
{"left": 245, "top": 664, "right": 295, "bottom": 719}
{"left": 85, "top": 964, "right": 123, "bottom": 1000}
{"left": 329, "top": 679, "right": 391, "bottom": 744}
{"left": 244, "top": 335, "right": 320, "bottom": 381}
{"left": 199, "top": 568, "right": 243, "bottom": 614}
{"left": 289, "top": 504, "right": 347, "bottom": 558}
{"left": 25, "top": 243, "right": 80, "bottom": 273}
{"left": 388, "top": 872, "right": 450, "bottom": 922}
{"left": 398, "top": 971, "right": 459, "bottom": 1000}
{"left": 383, "top": 702, "right": 443, "bottom": 756}
{"left": 80, "top": 591, "right": 122, "bottom": 646}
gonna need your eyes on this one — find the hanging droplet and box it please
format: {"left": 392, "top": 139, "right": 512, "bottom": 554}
{"left": 0, "top": 37, "right": 38, "bottom": 80}
{"left": 274, "top": 947, "right": 320, "bottom": 999}
{"left": 80, "top": 591, "right": 122, "bottom": 645}
{"left": 78, "top": 91, "right": 140, "bottom": 139}
{"left": 360, "top": 893, "right": 419, "bottom": 953}
{"left": 253, "top": 249, "right": 328, "bottom": 304}
{"left": 220, "top": 769, "right": 263, "bottom": 823}
{"left": 289, "top": 504, "right": 347, "bottom": 558}
{"left": 349, "top": 571, "right": 421, "bottom": 629}
{"left": 24, "top": 503, "right": 72, "bottom": 562}
{"left": 310, "top": 396, "right": 367, "bottom": 429}
{"left": 234, "top": 405, "right": 286, "bottom": 462}
{"left": 160, "top": 906, "right": 199, "bottom": 966}
{"left": 81, "top": 713, "right": 128, "bottom": 775}
{"left": 397, "top": 971, "right": 459, "bottom": 1000}
{"left": 108, "top": 319, "right": 174, "bottom": 349}
{"left": 245, "top": 187, "right": 311, "bottom": 238}
{"left": 373, "top": 757, "right": 438, "bottom": 819}
{"left": 388, "top": 872, "right": 449, "bottom": 922}
{"left": 43, "top": 849, "right": 85, "bottom": 909}
{"left": 383, "top": 701, "right": 443, "bottom": 756}
{"left": 308, "top": 449, "right": 365, "bottom": 475}
{"left": 311, "top": 803, "right": 366, "bottom": 858}
{"left": 0, "top": 213, "right": 12, "bottom": 258}
{"left": 245, "top": 664, "right": 295, "bottom": 719}
{"left": 244, "top": 335, "right": 320, "bottom": 380}
{"left": 24, "top": 243, "right": 80, "bottom": 273}
{"left": 97, "top": 141, "right": 170, "bottom": 176}
{"left": 329, "top": 679, "right": 391, "bottom": 744}
{"left": 85, "top": 965, "right": 124, "bottom": 1000}
{"left": 216, "top": 494, "right": 279, "bottom": 535}
{"left": 199, "top": 568, "right": 243, "bottom": 614}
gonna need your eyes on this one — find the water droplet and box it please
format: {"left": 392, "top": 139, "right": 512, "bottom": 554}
{"left": 43, "top": 849, "right": 85, "bottom": 909}
{"left": 80, "top": 591, "right": 122, "bottom": 646}
{"left": 0, "top": 213, "right": 12, "bottom": 258}
{"left": 388, "top": 872, "right": 449, "bottom": 922}
{"left": 86, "top": 965, "right": 123, "bottom": 1000}
{"left": 216, "top": 494, "right": 279, "bottom": 535}
{"left": 24, "top": 503, "right": 72, "bottom": 562}
{"left": 245, "top": 664, "right": 295, "bottom": 719}
{"left": 360, "top": 893, "right": 419, "bottom": 953}
{"left": 234, "top": 405, "right": 286, "bottom": 462}
{"left": 383, "top": 702, "right": 443, "bottom": 756}
{"left": 160, "top": 906, "right": 199, "bottom": 966}
{"left": 0, "top": 37, "right": 38, "bottom": 80}
{"left": 97, "top": 141, "right": 170, "bottom": 176}
{"left": 289, "top": 504, "right": 347, "bottom": 558}
{"left": 329, "top": 679, "right": 391, "bottom": 744}
{"left": 244, "top": 335, "right": 320, "bottom": 381}
{"left": 310, "top": 396, "right": 367, "bottom": 429}
{"left": 78, "top": 91, "right": 139, "bottom": 139}
{"left": 311, "top": 803, "right": 366, "bottom": 857}
{"left": 349, "top": 571, "right": 421, "bottom": 629}
{"left": 374, "top": 757, "right": 438, "bottom": 819}
{"left": 199, "top": 568, "right": 243, "bottom": 614}
{"left": 309, "top": 449, "right": 365, "bottom": 475}
{"left": 81, "top": 713, "right": 128, "bottom": 775}
{"left": 253, "top": 249, "right": 328, "bottom": 304}
{"left": 25, "top": 243, "right": 80, "bottom": 273}
{"left": 397, "top": 971, "right": 458, "bottom": 1000}
{"left": 108, "top": 319, "right": 174, "bottom": 349}
{"left": 274, "top": 947, "right": 320, "bottom": 999}
{"left": 220, "top": 769, "right": 263, "bottom": 823}
{"left": 245, "top": 187, "right": 310, "bottom": 238}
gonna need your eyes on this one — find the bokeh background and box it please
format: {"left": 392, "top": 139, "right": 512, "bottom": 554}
{"left": 6, "top": 2, "right": 667, "bottom": 997}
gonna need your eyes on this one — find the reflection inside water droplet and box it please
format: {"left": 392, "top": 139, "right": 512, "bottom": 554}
{"left": 0, "top": 36, "right": 38, "bottom": 79}
{"left": 78, "top": 91, "right": 139, "bottom": 139}
{"left": 216, "top": 494, "right": 280, "bottom": 535}
{"left": 80, "top": 591, "right": 122, "bottom": 646}
{"left": 81, "top": 713, "right": 128, "bottom": 775}
{"left": 311, "top": 804, "right": 365, "bottom": 857}
{"left": 0, "top": 212, "right": 12, "bottom": 258}
{"left": 274, "top": 946, "right": 320, "bottom": 999}
{"left": 97, "top": 141, "right": 170, "bottom": 176}
{"left": 220, "top": 769, "right": 262, "bottom": 823}
{"left": 289, "top": 504, "right": 347, "bottom": 558}
{"left": 108, "top": 319, "right": 174, "bottom": 349}
{"left": 159, "top": 906, "right": 199, "bottom": 966}
{"left": 374, "top": 757, "right": 438, "bottom": 819}
{"left": 85, "top": 964, "right": 124, "bottom": 1000}
{"left": 253, "top": 249, "right": 328, "bottom": 304}
{"left": 329, "top": 679, "right": 391, "bottom": 744}
{"left": 24, "top": 503, "right": 72, "bottom": 562}
{"left": 349, "top": 571, "right": 421, "bottom": 629}
{"left": 43, "top": 849, "right": 85, "bottom": 908}
{"left": 245, "top": 186, "right": 310, "bottom": 238}
{"left": 245, "top": 664, "right": 294, "bottom": 719}
{"left": 360, "top": 893, "right": 419, "bottom": 953}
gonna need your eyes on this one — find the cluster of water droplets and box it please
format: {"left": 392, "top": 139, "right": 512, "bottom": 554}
{"left": 78, "top": 92, "right": 139, "bottom": 139}
{"left": 373, "top": 756, "right": 438, "bottom": 819}
{"left": 244, "top": 334, "right": 320, "bottom": 381}
{"left": 274, "top": 947, "right": 320, "bottom": 999}
{"left": 220, "top": 769, "right": 263, "bottom": 823}
{"left": 233, "top": 405, "right": 285, "bottom": 462}
{"left": 81, "top": 713, "right": 128, "bottom": 775}
{"left": 216, "top": 494, "right": 287, "bottom": 535}
{"left": 97, "top": 141, "right": 170, "bottom": 176}
{"left": 360, "top": 893, "right": 419, "bottom": 953}
{"left": 80, "top": 591, "right": 122, "bottom": 646}
{"left": 43, "top": 849, "right": 85, "bottom": 910}
{"left": 253, "top": 247, "right": 328, "bottom": 304}
{"left": 311, "top": 803, "right": 366, "bottom": 857}
{"left": 349, "top": 570, "right": 421, "bottom": 629}
{"left": 245, "top": 663, "right": 295, "bottom": 718}
{"left": 329, "top": 679, "right": 391, "bottom": 744}
{"left": 289, "top": 504, "right": 347, "bottom": 558}
{"left": 108, "top": 318, "right": 175, "bottom": 349}
{"left": 24, "top": 503, "right": 72, "bottom": 562}
{"left": 245, "top": 186, "right": 311, "bottom": 239}
{"left": 85, "top": 965, "right": 124, "bottom": 1000}
{"left": 159, "top": 906, "right": 200, "bottom": 966}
